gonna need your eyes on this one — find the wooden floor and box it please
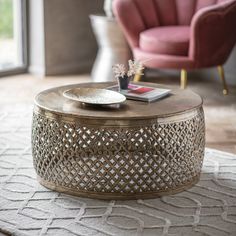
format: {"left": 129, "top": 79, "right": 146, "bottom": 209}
{"left": 0, "top": 72, "right": 236, "bottom": 154}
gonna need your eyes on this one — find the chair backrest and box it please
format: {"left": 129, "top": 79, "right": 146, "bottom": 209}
{"left": 132, "top": 0, "right": 227, "bottom": 27}
{"left": 113, "top": 0, "right": 230, "bottom": 48}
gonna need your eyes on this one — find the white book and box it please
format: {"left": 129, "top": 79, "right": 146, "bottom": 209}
{"left": 107, "top": 83, "right": 171, "bottom": 102}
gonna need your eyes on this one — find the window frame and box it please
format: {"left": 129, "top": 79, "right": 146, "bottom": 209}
{"left": 0, "top": 0, "right": 27, "bottom": 77}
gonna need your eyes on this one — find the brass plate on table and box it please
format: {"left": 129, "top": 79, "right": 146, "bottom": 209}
{"left": 63, "top": 88, "right": 126, "bottom": 105}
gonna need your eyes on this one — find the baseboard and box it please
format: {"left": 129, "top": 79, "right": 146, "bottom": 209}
{"left": 28, "top": 59, "right": 94, "bottom": 76}
{"left": 225, "top": 71, "right": 236, "bottom": 85}
{"left": 45, "top": 60, "right": 94, "bottom": 76}
{"left": 28, "top": 65, "right": 46, "bottom": 76}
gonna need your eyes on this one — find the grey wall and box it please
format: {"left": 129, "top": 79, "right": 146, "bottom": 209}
{"left": 29, "top": 0, "right": 104, "bottom": 76}
{"left": 44, "top": 0, "right": 104, "bottom": 75}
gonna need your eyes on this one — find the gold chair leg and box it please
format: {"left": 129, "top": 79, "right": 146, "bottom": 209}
{"left": 133, "top": 73, "right": 142, "bottom": 82}
{"left": 181, "top": 69, "right": 187, "bottom": 89}
{"left": 217, "top": 65, "right": 228, "bottom": 95}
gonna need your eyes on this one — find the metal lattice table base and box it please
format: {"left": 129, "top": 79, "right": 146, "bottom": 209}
{"left": 32, "top": 107, "right": 205, "bottom": 200}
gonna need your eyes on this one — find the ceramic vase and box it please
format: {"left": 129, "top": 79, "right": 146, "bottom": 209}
{"left": 118, "top": 75, "right": 130, "bottom": 90}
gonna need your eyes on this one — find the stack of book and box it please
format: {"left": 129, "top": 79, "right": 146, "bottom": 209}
{"left": 108, "top": 83, "right": 171, "bottom": 102}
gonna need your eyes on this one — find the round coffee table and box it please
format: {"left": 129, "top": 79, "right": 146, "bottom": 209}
{"left": 32, "top": 82, "right": 205, "bottom": 200}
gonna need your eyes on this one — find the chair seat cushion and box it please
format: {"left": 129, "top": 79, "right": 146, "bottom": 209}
{"left": 140, "top": 26, "right": 190, "bottom": 56}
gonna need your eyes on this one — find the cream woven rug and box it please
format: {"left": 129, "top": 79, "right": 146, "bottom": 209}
{"left": 0, "top": 106, "right": 236, "bottom": 236}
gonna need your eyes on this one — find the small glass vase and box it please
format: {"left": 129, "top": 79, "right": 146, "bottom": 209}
{"left": 117, "top": 75, "right": 130, "bottom": 90}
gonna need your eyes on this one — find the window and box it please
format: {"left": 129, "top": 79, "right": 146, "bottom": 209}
{"left": 0, "top": 0, "right": 27, "bottom": 75}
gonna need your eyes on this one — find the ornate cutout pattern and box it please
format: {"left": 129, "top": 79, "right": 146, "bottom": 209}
{"left": 32, "top": 107, "right": 205, "bottom": 199}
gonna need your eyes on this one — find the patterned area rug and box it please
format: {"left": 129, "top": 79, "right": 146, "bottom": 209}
{"left": 0, "top": 105, "right": 236, "bottom": 236}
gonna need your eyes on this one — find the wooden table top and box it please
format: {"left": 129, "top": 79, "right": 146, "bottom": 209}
{"left": 35, "top": 82, "right": 203, "bottom": 120}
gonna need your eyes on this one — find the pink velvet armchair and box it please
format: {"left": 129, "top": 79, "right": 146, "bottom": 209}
{"left": 113, "top": 0, "right": 236, "bottom": 94}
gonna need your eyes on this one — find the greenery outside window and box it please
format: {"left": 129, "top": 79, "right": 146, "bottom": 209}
{"left": 0, "top": 0, "right": 27, "bottom": 76}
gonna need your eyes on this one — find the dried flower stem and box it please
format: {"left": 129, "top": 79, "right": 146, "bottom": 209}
{"left": 113, "top": 60, "right": 145, "bottom": 79}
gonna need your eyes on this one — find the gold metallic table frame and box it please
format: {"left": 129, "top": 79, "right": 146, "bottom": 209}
{"left": 32, "top": 82, "right": 205, "bottom": 200}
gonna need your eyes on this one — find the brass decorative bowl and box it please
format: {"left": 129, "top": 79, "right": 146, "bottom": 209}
{"left": 63, "top": 87, "right": 126, "bottom": 105}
